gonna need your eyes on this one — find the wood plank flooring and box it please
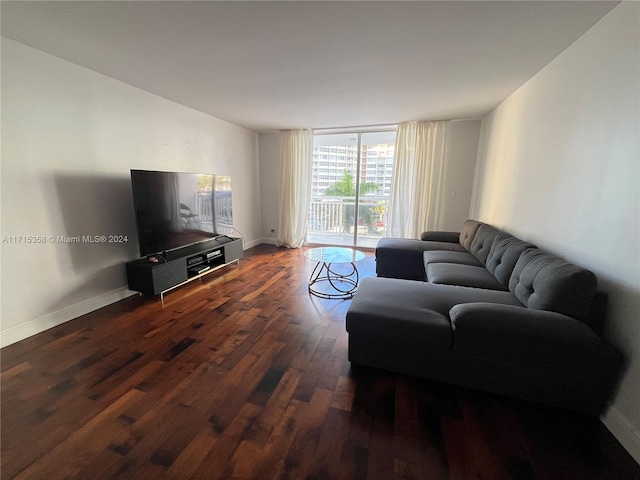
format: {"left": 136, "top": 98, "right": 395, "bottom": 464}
{"left": 2, "top": 244, "right": 639, "bottom": 479}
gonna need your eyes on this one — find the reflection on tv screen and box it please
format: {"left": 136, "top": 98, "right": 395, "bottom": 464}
{"left": 130, "top": 170, "right": 233, "bottom": 256}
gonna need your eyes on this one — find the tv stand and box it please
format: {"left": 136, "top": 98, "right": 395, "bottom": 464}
{"left": 126, "top": 236, "right": 243, "bottom": 300}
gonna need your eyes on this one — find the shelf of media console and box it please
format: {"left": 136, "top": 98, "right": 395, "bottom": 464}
{"left": 160, "top": 255, "right": 240, "bottom": 301}
{"left": 126, "top": 236, "right": 243, "bottom": 301}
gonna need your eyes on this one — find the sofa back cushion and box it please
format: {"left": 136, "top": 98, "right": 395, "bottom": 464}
{"left": 508, "top": 248, "right": 597, "bottom": 320}
{"left": 458, "top": 220, "right": 482, "bottom": 251}
{"left": 469, "top": 224, "right": 500, "bottom": 265}
{"left": 485, "top": 233, "right": 534, "bottom": 286}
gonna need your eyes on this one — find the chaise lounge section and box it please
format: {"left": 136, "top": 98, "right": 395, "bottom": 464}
{"left": 346, "top": 220, "right": 622, "bottom": 414}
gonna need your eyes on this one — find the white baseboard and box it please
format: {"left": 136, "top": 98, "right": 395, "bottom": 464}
{"left": 0, "top": 287, "right": 136, "bottom": 348}
{"left": 260, "top": 237, "right": 278, "bottom": 245}
{"left": 238, "top": 235, "right": 279, "bottom": 249}
{"left": 602, "top": 405, "right": 640, "bottom": 465}
{"left": 243, "top": 237, "right": 263, "bottom": 249}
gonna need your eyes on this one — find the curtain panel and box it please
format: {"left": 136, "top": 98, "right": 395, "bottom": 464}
{"left": 388, "top": 120, "right": 450, "bottom": 239}
{"left": 276, "top": 129, "right": 313, "bottom": 248}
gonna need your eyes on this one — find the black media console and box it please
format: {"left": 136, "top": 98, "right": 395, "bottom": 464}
{"left": 126, "top": 236, "right": 243, "bottom": 300}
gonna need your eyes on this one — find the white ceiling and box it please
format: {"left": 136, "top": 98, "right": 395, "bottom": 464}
{"left": 1, "top": 1, "right": 618, "bottom": 132}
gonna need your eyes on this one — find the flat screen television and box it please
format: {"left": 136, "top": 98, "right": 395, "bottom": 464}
{"left": 130, "top": 169, "right": 233, "bottom": 257}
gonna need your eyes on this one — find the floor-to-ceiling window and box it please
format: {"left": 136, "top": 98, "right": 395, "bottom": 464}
{"left": 307, "top": 128, "right": 396, "bottom": 248}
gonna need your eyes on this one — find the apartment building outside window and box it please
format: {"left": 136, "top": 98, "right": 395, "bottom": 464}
{"left": 307, "top": 128, "right": 397, "bottom": 248}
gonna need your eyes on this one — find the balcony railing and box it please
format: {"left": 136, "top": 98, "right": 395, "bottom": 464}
{"left": 307, "top": 195, "right": 389, "bottom": 248}
{"left": 185, "top": 191, "right": 234, "bottom": 235}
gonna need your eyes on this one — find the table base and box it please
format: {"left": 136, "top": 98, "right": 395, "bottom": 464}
{"left": 308, "top": 261, "right": 360, "bottom": 299}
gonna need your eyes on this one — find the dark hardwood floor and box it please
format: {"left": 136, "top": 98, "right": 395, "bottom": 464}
{"left": 2, "top": 244, "right": 638, "bottom": 479}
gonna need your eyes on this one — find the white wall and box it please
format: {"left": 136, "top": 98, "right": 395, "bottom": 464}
{"left": 442, "top": 120, "right": 481, "bottom": 231}
{"left": 471, "top": 3, "right": 640, "bottom": 462}
{"left": 258, "top": 132, "right": 281, "bottom": 244}
{"left": 1, "top": 38, "right": 261, "bottom": 346}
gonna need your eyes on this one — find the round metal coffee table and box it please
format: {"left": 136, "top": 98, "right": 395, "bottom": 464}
{"left": 303, "top": 247, "right": 366, "bottom": 299}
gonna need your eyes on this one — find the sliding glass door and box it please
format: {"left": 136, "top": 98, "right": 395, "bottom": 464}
{"left": 307, "top": 129, "right": 396, "bottom": 248}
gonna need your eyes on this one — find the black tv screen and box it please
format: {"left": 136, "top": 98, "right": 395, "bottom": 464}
{"left": 130, "top": 169, "right": 233, "bottom": 257}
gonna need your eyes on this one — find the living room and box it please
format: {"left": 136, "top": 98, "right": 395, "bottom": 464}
{"left": 1, "top": 1, "right": 638, "bottom": 477}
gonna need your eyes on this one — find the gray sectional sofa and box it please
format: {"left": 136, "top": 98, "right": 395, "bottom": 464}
{"left": 346, "top": 219, "right": 622, "bottom": 414}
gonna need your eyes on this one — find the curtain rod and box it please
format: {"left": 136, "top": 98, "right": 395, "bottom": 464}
{"left": 312, "top": 117, "right": 483, "bottom": 133}
{"left": 313, "top": 122, "right": 398, "bottom": 133}
{"left": 259, "top": 117, "right": 483, "bottom": 134}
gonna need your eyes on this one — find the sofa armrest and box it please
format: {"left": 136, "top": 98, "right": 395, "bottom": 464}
{"left": 449, "top": 303, "right": 621, "bottom": 375}
{"left": 420, "top": 231, "right": 460, "bottom": 243}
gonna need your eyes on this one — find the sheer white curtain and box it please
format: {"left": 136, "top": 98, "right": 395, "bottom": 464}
{"left": 388, "top": 120, "right": 450, "bottom": 238}
{"left": 277, "top": 129, "right": 313, "bottom": 248}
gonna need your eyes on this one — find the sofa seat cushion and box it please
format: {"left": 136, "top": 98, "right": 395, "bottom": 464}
{"left": 377, "top": 238, "right": 467, "bottom": 254}
{"left": 346, "top": 278, "right": 453, "bottom": 350}
{"left": 509, "top": 248, "right": 597, "bottom": 320}
{"left": 376, "top": 238, "right": 467, "bottom": 280}
{"left": 423, "top": 251, "right": 483, "bottom": 269}
{"left": 347, "top": 278, "right": 522, "bottom": 341}
{"left": 427, "top": 263, "right": 508, "bottom": 291}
